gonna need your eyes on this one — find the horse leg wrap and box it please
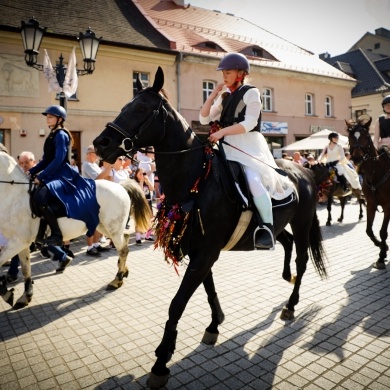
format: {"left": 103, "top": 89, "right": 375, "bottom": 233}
{"left": 209, "top": 294, "right": 225, "bottom": 325}
{"left": 155, "top": 321, "right": 177, "bottom": 363}
{"left": 25, "top": 278, "right": 33, "bottom": 298}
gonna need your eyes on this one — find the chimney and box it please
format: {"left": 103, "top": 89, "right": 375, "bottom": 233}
{"left": 375, "top": 28, "right": 390, "bottom": 39}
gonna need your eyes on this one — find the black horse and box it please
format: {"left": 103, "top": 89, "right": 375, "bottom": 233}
{"left": 306, "top": 161, "right": 365, "bottom": 226}
{"left": 347, "top": 115, "right": 390, "bottom": 269}
{"left": 93, "top": 67, "right": 327, "bottom": 388}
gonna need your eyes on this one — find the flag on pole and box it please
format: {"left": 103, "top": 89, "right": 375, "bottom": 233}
{"left": 63, "top": 47, "right": 78, "bottom": 98}
{"left": 42, "top": 49, "right": 61, "bottom": 93}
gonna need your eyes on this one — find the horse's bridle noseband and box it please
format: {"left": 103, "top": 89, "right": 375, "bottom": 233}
{"left": 105, "top": 93, "right": 167, "bottom": 153}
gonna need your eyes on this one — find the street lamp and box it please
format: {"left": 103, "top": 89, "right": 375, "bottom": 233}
{"left": 20, "top": 17, "right": 101, "bottom": 108}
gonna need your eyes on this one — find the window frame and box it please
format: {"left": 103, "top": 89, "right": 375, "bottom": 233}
{"left": 305, "top": 93, "right": 314, "bottom": 116}
{"left": 325, "top": 96, "right": 333, "bottom": 117}
{"left": 262, "top": 88, "right": 273, "bottom": 112}
{"left": 133, "top": 72, "right": 149, "bottom": 96}
{"left": 202, "top": 80, "right": 216, "bottom": 103}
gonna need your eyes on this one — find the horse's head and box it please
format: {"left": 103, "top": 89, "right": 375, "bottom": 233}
{"left": 346, "top": 114, "right": 373, "bottom": 164}
{"left": 94, "top": 67, "right": 167, "bottom": 163}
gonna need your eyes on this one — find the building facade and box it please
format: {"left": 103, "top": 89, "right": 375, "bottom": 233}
{"left": 0, "top": 0, "right": 356, "bottom": 161}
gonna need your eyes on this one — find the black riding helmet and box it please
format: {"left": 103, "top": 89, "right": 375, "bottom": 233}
{"left": 216, "top": 53, "right": 250, "bottom": 72}
{"left": 382, "top": 95, "right": 390, "bottom": 112}
{"left": 42, "top": 105, "right": 67, "bottom": 120}
{"left": 328, "top": 132, "right": 339, "bottom": 141}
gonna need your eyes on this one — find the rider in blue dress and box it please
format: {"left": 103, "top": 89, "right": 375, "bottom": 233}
{"left": 29, "top": 105, "right": 100, "bottom": 247}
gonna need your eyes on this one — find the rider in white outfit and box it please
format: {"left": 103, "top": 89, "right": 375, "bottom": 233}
{"left": 199, "top": 53, "right": 294, "bottom": 250}
{"left": 317, "top": 132, "right": 361, "bottom": 190}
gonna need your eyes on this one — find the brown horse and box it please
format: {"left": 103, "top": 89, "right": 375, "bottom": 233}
{"left": 347, "top": 115, "right": 390, "bottom": 269}
{"left": 306, "top": 161, "right": 365, "bottom": 226}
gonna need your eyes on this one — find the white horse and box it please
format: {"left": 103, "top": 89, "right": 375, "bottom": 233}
{"left": 0, "top": 144, "right": 151, "bottom": 309}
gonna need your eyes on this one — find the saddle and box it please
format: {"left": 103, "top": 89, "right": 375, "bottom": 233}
{"left": 29, "top": 182, "right": 66, "bottom": 219}
{"left": 215, "top": 147, "right": 295, "bottom": 223}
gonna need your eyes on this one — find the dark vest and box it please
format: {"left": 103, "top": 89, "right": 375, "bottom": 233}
{"left": 220, "top": 85, "right": 261, "bottom": 132}
{"left": 379, "top": 115, "right": 390, "bottom": 139}
{"left": 43, "top": 128, "right": 72, "bottom": 164}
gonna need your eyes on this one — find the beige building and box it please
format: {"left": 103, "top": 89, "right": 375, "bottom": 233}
{"left": 0, "top": 0, "right": 356, "bottom": 163}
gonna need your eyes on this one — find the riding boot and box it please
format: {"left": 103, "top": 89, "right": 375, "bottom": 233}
{"left": 41, "top": 206, "right": 63, "bottom": 246}
{"left": 35, "top": 219, "right": 48, "bottom": 245}
{"left": 253, "top": 194, "right": 275, "bottom": 250}
{"left": 338, "top": 174, "right": 349, "bottom": 194}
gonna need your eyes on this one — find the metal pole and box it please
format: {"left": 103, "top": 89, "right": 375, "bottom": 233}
{"left": 56, "top": 54, "right": 67, "bottom": 109}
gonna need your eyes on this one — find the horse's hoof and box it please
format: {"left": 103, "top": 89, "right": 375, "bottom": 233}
{"left": 147, "top": 372, "right": 170, "bottom": 389}
{"left": 280, "top": 307, "right": 295, "bottom": 320}
{"left": 326, "top": 222, "right": 331, "bottom": 226}
{"left": 13, "top": 300, "right": 28, "bottom": 310}
{"left": 373, "top": 261, "right": 386, "bottom": 270}
{"left": 2, "top": 289, "right": 14, "bottom": 307}
{"left": 106, "top": 282, "right": 120, "bottom": 291}
{"left": 202, "top": 330, "right": 218, "bottom": 345}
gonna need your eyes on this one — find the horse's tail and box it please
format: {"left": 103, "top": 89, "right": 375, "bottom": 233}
{"left": 308, "top": 211, "right": 328, "bottom": 279}
{"left": 121, "top": 179, "right": 152, "bottom": 233}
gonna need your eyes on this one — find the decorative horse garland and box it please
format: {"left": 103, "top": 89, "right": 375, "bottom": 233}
{"left": 317, "top": 165, "right": 337, "bottom": 200}
{"left": 153, "top": 140, "right": 215, "bottom": 273}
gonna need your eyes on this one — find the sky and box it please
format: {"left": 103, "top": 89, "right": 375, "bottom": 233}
{"left": 190, "top": 0, "right": 390, "bottom": 56}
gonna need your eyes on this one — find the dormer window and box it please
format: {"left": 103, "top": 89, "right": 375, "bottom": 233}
{"left": 241, "top": 46, "right": 277, "bottom": 61}
{"left": 194, "top": 41, "right": 224, "bottom": 52}
{"left": 252, "top": 48, "right": 263, "bottom": 57}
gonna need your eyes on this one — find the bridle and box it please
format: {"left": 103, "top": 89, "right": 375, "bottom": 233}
{"left": 104, "top": 90, "right": 206, "bottom": 156}
{"left": 349, "top": 127, "right": 375, "bottom": 162}
{"left": 105, "top": 92, "right": 167, "bottom": 154}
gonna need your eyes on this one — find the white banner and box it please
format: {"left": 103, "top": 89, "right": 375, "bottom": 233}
{"left": 63, "top": 47, "right": 78, "bottom": 98}
{"left": 43, "top": 49, "right": 60, "bottom": 93}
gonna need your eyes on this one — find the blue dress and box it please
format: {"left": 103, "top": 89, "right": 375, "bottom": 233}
{"left": 29, "top": 129, "right": 100, "bottom": 236}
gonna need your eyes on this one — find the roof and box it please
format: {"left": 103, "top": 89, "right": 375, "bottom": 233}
{"left": 324, "top": 49, "right": 390, "bottom": 97}
{"left": 0, "top": 0, "right": 355, "bottom": 82}
{"left": 0, "top": 0, "right": 172, "bottom": 51}
{"left": 135, "top": 0, "right": 355, "bottom": 81}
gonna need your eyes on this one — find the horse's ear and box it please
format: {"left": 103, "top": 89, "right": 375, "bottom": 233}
{"left": 345, "top": 119, "right": 354, "bottom": 132}
{"left": 151, "top": 66, "right": 164, "bottom": 93}
{"left": 136, "top": 73, "right": 143, "bottom": 92}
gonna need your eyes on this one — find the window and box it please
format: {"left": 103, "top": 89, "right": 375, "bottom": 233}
{"left": 133, "top": 72, "right": 149, "bottom": 96}
{"left": 262, "top": 88, "right": 273, "bottom": 111}
{"left": 203, "top": 80, "right": 216, "bottom": 103}
{"left": 355, "top": 109, "right": 367, "bottom": 120}
{"left": 374, "top": 43, "right": 380, "bottom": 50}
{"left": 305, "top": 93, "right": 314, "bottom": 115}
{"left": 325, "top": 96, "right": 333, "bottom": 117}
{"left": 0, "top": 130, "right": 3, "bottom": 144}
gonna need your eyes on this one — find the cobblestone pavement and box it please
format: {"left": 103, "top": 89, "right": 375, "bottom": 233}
{"left": 1, "top": 200, "right": 390, "bottom": 390}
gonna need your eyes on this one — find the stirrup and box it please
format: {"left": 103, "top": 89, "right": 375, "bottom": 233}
{"left": 254, "top": 225, "right": 275, "bottom": 250}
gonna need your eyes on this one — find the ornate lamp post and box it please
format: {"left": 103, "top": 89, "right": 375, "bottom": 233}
{"left": 20, "top": 17, "right": 101, "bottom": 108}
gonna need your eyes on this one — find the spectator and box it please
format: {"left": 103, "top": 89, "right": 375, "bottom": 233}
{"left": 111, "top": 156, "right": 129, "bottom": 183}
{"left": 293, "top": 151, "right": 305, "bottom": 165}
{"left": 134, "top": 168, "right": 154, "bottom": 245}
{"left": 81, "top": 145, "right": 112, "bottom": 256}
